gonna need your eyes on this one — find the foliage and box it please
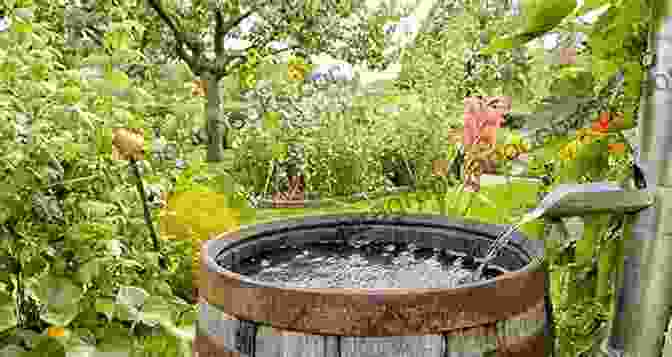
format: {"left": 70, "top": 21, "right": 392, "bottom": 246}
{"left": 302, "top": 111, "right": 386, "bottom": 197}
{"left": 0, "top": 1, "right": 215, "bottom": 355}
{"left": 0, "top": 0, "right": 662, "bottom": 356}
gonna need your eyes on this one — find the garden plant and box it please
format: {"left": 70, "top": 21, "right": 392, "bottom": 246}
{"left": 0, "top": 0, "right": 670, "bottom": 356}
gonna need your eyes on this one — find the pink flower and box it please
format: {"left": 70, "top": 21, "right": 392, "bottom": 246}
{"left": 463, "top": 96, "right": 510, "bottom": 146}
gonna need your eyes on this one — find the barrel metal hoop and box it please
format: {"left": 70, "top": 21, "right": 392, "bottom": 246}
{"left": 235, "top": 319, "right": 257, "bottom": 355}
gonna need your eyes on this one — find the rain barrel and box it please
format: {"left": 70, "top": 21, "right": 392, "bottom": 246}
{"left": 195, "top": 214, "right": 553, "bottom": 356}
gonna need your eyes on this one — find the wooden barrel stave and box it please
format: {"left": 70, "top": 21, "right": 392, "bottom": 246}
{"left": 195, "top": 299, "right": 548, "bottom": 356}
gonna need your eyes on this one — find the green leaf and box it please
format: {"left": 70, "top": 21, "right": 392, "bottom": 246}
{"left": 575, "top": 0, "right": 610, "bottom": 17}
{"left": 103, "top": 30, "right": 130, "bottom": 51}
{"left": 480, "top": 36, "right": 521, "bottom": 55}
{"left": 523, "top": 0, "right": 577, "bottom": 34}
{"left": 95, "top": 127, "right": 113, "bottom": 156}
{"left": 115, "top": 286, "right": 148, "bottom": 322}
{"left": 21, "top": 255, "right": 47, "bottom": 278}
{"left": 81, "top": 55, "right": 111, "bottom": 67}
{"left": 76, "top": 259, "right": 102, "bottom": 286}
{"left": 62, "top": 344, "right": 96, "bottom": 357}
{"left": 139, "top": 296, "right": 173, "bottom": 327}
{"left": 0, "top": 345, "right": 26, "bottom": 357}
{"left": 61, "top": 86, "right": 81, "bottom": 105}
{"left": 29, "top": 276, "right": 84, "bottom": 308}
{"left": 79, "top": 200, "right": 116, "bottom": 218}
{"left": 162, "top": 321, "right": 195, "bottom": 341}
{"left": 174, "top": 102, "right": 202, "bottom": 118}
{"left": 305, "top": 0, "right": 321, "bottom": 15}
{"left": 271, "top": 142, "right": 288, "bottom": 161}
{"left": 104, "top": 70, "right": 130, "bottom": 90}
{"left": 95, "top": 297, "right": 115, "bottom": 322}
{"left": 12, "top": 21, "right": 32, "bottom": 33}
{"left": 40, "top": 303, "right": 80, "bottom": 326}
{"left": 0, "top": 290, "right": 17, "bottom": 334}
{"left": 263, "top": 111, "right": 282, "bottom": 130}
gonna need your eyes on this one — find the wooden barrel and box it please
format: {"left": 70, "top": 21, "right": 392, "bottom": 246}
{"left": 195, "top": 214, "right": 553, "bottom": 357}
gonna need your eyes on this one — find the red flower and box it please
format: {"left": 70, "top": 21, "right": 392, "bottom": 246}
{"left": 592, "top": 112, "right": 610, "bottom": 133}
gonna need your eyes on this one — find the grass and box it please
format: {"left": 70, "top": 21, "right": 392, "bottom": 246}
{"left": 247, "top": 180, "right": 545, "bottom": 240}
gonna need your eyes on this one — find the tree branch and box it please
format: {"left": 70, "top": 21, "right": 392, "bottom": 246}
{"left": 214, "top": 9, "right": 225, "bottom": 56}
{"left": 214, "top": 43, "right": 301, "bottom": 77}
{"left": 215, "top": 8, "right": 257, "bottom": 57}
{"left": 145, "top": 0, "right": 199, "bottom": 69}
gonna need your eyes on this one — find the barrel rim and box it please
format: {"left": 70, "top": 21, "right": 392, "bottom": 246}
{"left": 205, "top": 213, "right": 543, "bottom": 293}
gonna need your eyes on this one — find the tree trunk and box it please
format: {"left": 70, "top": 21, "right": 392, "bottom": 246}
{"left": 205, "top": 73, "right": 226, "bottom": 162}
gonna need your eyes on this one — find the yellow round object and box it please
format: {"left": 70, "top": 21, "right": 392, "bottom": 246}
{"left": 159, "top": 191, "right": 241, "bottom": 292}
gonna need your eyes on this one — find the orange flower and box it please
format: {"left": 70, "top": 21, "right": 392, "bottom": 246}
{"left": 608, "top": 142, "right": 626, "bottom": 154}
{"left": 592, "top": 112, "right": 611, "bottom": 133}
{"left": 47, "top": 326, "right": 66, "bottom": 337}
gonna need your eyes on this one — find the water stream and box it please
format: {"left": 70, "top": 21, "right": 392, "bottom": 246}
{"left": 456, "top": 182, "right": 623, "bottom": 284}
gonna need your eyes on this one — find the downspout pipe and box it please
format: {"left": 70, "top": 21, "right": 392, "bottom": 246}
{"left": 606, "top": 3, "right": 672, "bottom": 356}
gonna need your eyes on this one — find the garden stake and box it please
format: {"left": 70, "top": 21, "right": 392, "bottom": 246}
{"left": 4, "top": 223, "right": 25, "bottom": 328}
{"left": 129, "top": 158, "right": 167, "bottom": 270}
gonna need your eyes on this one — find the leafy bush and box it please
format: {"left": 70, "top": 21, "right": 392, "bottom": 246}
{"left": 303, "top": 112, "right": 386, "bottom": 196}
{"left": 230, "top": 127, "right": 275, "bottom": 195}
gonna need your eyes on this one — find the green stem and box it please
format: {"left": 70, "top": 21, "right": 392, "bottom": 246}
{"left": 5, "top": 223, "right": 25, "bottom": 328}
{"left": 262, "top": 160, "right": 274, "bottom": 197}
{"left": 596, "top": 215, "right": 626, "bottom": 304}
{"left": 577, "top": 215, "right": 600, "bottom": 268}
{"left": 449, "top": 182, "right": 466, "bottom": 215}
{"left": 461, "top": 191, "right": 476, "bottom": 217}
{"left": 130, "top": 159, "right": 166, "bottom": 269}
{"left": 596, "top": 237, "right": 616, "bottom": 305}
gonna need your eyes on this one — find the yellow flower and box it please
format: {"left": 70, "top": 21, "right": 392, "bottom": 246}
{"left": 288, "top": 64, "right": 306, "bottom": 81}
{"left": 559, "top": 140, "right": 578, "bottom": 161}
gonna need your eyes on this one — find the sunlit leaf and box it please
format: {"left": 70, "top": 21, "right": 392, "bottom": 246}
{"left": 40, "top": 304, "right": 80, "bottom": 326}
{"left": 263, "top": 111, "right": 282, "bottom": 130}
{"left": 0, "top": 290, "right": 17, "bottom": 334}
{"left": 29, "top": 276, "right": 84, "bottom": 308}
{"left": 103, "top": 70, "right": 130, "bottom": 90}
{"left": 95, "top": 297, "right": 115, "bottom": 322}
{"left": 12, "top": 21, "right": 32, "bottom": 33}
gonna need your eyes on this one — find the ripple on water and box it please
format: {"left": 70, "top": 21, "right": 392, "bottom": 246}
{"left": 229, "top": 239, "right": 506, "bottom": 289}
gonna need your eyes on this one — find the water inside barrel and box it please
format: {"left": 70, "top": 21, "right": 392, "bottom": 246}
{"left": 224, "top": 233, "right": 507, "bottom": 289}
